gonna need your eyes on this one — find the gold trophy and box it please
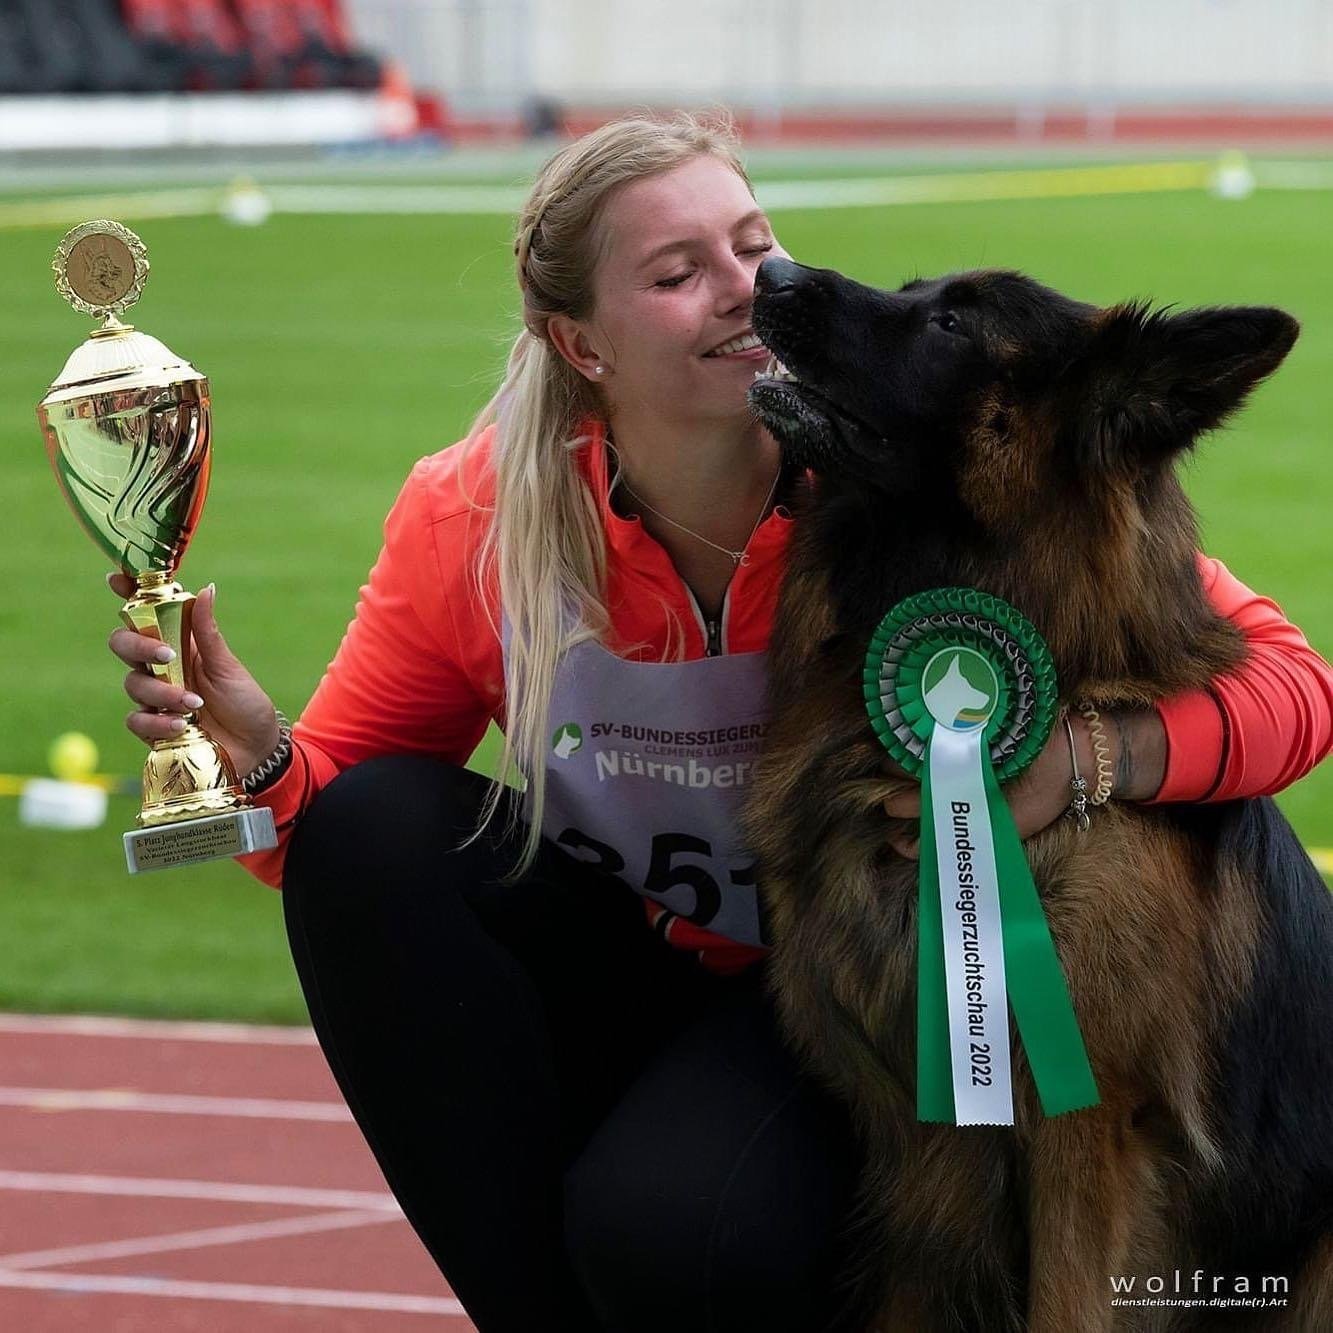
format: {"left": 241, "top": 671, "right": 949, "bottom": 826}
{"left": 36, "top": 220, "right": 277, "bottom": 874}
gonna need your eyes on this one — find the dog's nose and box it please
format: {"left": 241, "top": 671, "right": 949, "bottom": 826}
{"left": 755, "top": 256, "right": 806, "bottom": 296}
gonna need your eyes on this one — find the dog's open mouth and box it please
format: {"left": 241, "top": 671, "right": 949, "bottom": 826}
{"left": 748, "top": 349, "right": 881, "bottom": 470}
{"left": 755, "top": 352, "right": 798, "bottom": 384}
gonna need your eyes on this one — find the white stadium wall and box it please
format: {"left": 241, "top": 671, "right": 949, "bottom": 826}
{"left": 1, "top": 0, "right": 1327, "bottom": 152}
{"left": 343, "top": 0, "right": 1333, "bottom": 112}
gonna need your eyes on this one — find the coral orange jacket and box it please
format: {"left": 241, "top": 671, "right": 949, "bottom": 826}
{"left": 239, "top": 419, "right": 1333, "bottom": 963}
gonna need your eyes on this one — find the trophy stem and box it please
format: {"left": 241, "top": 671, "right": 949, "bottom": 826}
{"left": 117, "top": 581, "right": 252, "bottom": 827}
{"left": 121, "top": 577, "right": 189, "bottom": 688}
{"left": 91, "top": 314, "right": 134, "bottom": 339}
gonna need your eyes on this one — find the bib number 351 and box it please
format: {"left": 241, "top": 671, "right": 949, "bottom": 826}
{"left": 556, "top": 826, "right": 759, "bottom": 934}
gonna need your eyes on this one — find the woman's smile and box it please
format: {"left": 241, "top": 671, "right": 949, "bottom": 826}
{"left": 702, "top": 341, "right": 770, "bottom": 363}
{"left": 702, "top": 329, "right": 765, "bottom": 358}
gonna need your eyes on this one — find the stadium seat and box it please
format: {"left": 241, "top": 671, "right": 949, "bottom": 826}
{"left": 6, "top": 0, "right": 86, "bottom": 92}
{"left": 9, "top": 0, "right": 176, "bottom": 93}
{"left": 230, "top": 0, "right": 337, "bottom": 89}
{"left": 0, "top": 0, "right": 44, "bottom": 93}
{"left": 294, "top": 0, "right": 381, "bottom": 89}
{"left": 0, "top": 0, "right": 382, "bottom": 95}
{"left": 120, "top": 0, "right": 255, "bottom": 92}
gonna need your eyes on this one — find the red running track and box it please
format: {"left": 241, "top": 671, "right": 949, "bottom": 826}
{"left": 0, "top": 1013, "right": 479, "bottom": 1331}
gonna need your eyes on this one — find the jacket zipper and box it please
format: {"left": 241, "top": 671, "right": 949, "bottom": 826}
{"left": 705, "top": 617, "right": 721, "bottom": 657}
{"left": 684, "top": 584, "right": 729, "bottom": 658}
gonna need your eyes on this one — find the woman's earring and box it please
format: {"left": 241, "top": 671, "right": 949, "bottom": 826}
{"left": 594, "top": 365, "right": 605, "bottom": 376}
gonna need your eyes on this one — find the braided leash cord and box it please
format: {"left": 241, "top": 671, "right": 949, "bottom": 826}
{"left": 1076, "top": 701, "right": 1115, "bottom": 805}
{"left": 241, "top": 709, "right": 293, "bottom": 796}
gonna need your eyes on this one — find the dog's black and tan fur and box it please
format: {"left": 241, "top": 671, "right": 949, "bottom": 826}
{"left": 743, "top": 260, "right": 1332, "bottom": 1332}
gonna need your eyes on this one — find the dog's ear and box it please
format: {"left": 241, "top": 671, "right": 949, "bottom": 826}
{"left": 1076, "top": 302, "right": 1299, "bottom": 467}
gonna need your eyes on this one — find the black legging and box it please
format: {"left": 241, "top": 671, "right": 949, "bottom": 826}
{"left": 282, "top": 754, "right": 865, "bottom": 1332}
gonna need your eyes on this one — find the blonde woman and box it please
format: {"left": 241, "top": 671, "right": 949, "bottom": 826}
{"left": 108, "top": 112, "right": 1333, "bottom": 1332}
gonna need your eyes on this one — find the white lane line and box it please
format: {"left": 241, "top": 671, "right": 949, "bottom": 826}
{"left": 0, "top": 1013, "right": 317, "bottom": 1045}
{"left": 0, "top": 1208, "right": 398, "bottom": 1270}
{"left": 0, "top": 1170, "right": 400, "bottom": 1212}
{"left": 0, "top": 160, "right": 1235, "bottom": 230}
{"left": 267, "top": 163, "right": 1215, "bottom": 213}
{"left": 0, "top": 1270, "right": 465, "bottom": 1317}
{"left": 0, "top": 1086, "right": 350, "bottom": 1122}
{"left": 266, "top": 183, "right": 525, "bottom": 213}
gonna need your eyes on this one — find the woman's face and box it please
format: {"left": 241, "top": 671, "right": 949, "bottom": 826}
{"left": 557, "top": 154, "right": 790, "bottom": 427}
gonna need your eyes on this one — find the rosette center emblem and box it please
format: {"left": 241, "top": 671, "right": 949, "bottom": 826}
{"left": 921, "top": 647, "right": 1000, "bottom": 733}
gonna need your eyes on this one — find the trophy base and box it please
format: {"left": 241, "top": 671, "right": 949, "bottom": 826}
{"left": 123, "top": 806, "right": 277, "bottom": 874}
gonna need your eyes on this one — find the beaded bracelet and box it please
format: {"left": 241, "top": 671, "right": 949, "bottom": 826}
{"left": 241, "top": 709, "right": 293, "bottom": 796}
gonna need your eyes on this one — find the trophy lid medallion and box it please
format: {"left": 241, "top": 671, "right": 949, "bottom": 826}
{"left": 54, "top": 219, "right": 150, "bottom": 323}
{"left": 44, "top": 220, "right": 203, "bottom": 399}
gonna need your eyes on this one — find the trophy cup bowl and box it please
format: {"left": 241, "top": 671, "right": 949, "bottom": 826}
{"left": 36, "top": 220, "right": 276, "bottom": 873}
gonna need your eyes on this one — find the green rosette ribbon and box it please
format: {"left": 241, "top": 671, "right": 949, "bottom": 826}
{"left": 864, "top": 587, "right": 1099, "bottom": 1125}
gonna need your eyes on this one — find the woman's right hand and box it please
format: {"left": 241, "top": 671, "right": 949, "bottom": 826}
{"left": 106, "top": 573, "right": 282, "bottom": 779}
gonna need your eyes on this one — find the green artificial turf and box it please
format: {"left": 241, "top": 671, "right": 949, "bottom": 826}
{"left": 0, "top": 162, "right": 1328, "bottom": 1021}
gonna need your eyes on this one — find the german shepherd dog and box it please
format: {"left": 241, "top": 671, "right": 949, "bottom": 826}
{"left": 743, "top": 258, "right": 1333, "bottom": 1332}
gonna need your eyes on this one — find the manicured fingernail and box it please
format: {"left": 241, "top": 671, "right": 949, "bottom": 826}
{"left": 154, "top": 646, "right": 176, "bottom": 663}
{"left": 182, "top": 692, "right": 204, "bottom": 709}
{"left": 105, "top": 572, "right": 117, "bottom": 587}
{"left": 168, "top": 717, "right": 187, "bottom": 732}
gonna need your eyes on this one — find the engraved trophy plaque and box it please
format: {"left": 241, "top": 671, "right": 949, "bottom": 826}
{"left": 36, "top": 220, "right": 277, "bottom": 873}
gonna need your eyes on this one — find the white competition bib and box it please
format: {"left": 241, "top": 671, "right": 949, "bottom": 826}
{"left": 501, "top": 612, "right": 771, "bottom": 946}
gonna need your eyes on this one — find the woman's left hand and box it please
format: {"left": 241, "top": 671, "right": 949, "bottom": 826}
{"left": 882, "top": 708, "right": 1165, "bottom": 860}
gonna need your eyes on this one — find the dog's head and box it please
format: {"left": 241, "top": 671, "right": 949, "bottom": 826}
{"left": 748, "top": 259, "right": 1298, "bottom": 539}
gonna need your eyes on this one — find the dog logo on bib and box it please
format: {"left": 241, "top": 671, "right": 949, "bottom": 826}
{"left": 922, "top": 648, "right": 999, "bottom": 732}
{"left": 552, "top": 722, "right": 583, "bottom": 758}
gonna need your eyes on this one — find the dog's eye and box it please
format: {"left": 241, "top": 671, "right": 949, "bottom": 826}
{"left": 931, "top": 312, "right": 963, "bottom": 335}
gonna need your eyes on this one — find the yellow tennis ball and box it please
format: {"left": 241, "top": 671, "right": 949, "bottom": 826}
{"left": 49, "top": 731, "right": 99, "bottom": 782}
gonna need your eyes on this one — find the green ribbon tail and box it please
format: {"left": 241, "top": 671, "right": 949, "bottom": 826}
{"left": 980, "top": 759, "right": 1100, "bottom": 1117}
{"left": 915, "top": 735, "right": 956, "bottom": 1123}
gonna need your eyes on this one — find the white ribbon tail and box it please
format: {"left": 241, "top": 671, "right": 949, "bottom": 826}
{"left": 927, "top": 724, "right": 1014, "bottom": 1125}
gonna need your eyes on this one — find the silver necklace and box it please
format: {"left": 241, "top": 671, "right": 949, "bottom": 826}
{"left": 612, "top": 450, "right": 783, "bottom": 568}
